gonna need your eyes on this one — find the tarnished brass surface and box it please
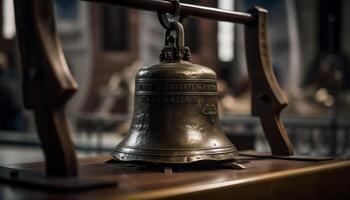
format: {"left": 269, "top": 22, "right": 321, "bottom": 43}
{"left": 113, "top": 62, "right": 237, "bottom": 163}
{"left": 113, "top": 19, "right": 237, "bottom": 164}
{"left": 113, "top": 61, "right": 237, "bottom": 163}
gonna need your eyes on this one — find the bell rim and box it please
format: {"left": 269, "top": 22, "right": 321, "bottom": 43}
{"left": 112, "top": 145, "right": 238, "bottom": 164}
{"left": 115, "top": 145, "right": 236, "bottom": 153}
{"left": 112, "top": 152, "right": 237, "bottom": 164}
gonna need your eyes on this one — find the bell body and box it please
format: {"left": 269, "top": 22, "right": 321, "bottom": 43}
{"left": 113, "top": 61, "right": 237, "bottom": 163}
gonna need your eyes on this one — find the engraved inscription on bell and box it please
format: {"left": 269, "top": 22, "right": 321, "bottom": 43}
{"left": 136, "top": 79, "right": 217, "bottom": 104}
{"left": 139, "top": 95, "right": 199, "bottom": 104}
{"left": 136, "top": 80, "right": 217, "bottom": 95}
{"left": 202, "top": 104, "right": 217, "bottom": 123}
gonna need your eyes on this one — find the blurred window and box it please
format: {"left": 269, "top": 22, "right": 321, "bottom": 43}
{"left": 55, "top": 0, "right": 78, "bottom": 21}
{"left": 102, "top": 6, "right": 128, "bottom": 51}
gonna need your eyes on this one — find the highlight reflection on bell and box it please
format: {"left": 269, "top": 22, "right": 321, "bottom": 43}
{"left": 112, "top": 20, "right": 237, "bottom": 163}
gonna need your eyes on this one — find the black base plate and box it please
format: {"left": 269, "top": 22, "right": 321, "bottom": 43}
{"left": 239, "top": 151, "right": 334, "bottom": 162}
{"left": 0, "top": 166, "right": 117, "bottom": 192}
{"left": 107, "top": 158, "right": 247, "bottom": 171}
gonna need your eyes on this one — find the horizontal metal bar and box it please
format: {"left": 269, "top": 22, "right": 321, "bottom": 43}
{"left": 82, "top": 0, "right": 254, "bottom": 24}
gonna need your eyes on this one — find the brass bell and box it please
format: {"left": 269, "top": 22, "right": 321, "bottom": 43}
{"left": 112, "top": 20, "right": 237, "bottom": 163}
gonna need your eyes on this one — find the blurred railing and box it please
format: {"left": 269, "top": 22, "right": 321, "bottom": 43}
{"left": 0, "top": 114, "right": 349, "bottom": 157}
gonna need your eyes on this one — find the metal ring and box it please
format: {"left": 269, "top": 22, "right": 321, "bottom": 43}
{"left": 157, "top": 0, "right": 183, "bottom": 30}
{"left": 172, "top": 21, "right": 185, "bottom": 49}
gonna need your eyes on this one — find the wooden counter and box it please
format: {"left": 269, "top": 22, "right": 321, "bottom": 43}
{"left": 1, "top": 156, "right": 350, "bottom": 200}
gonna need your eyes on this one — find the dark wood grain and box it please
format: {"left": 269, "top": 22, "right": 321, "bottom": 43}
{"left": 245, "top": 7, "right": 294, "bottom": 156}
{"left": 13, "top": 0, "right": 78, "bottom": 177}
{"left": 1, "top": 156, "right": 349, "bottom": 199}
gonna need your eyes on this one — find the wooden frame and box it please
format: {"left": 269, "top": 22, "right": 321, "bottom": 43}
{"left": 6, "top": 0, "right": 295, "bottom": 183}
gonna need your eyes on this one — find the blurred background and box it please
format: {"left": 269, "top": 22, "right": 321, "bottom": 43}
{"left": 0, "top": 0, "right": 350, "bottom": 165}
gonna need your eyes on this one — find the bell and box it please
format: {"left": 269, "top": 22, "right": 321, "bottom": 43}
{"left": 112, "top": 21, "right": 237, "bottom": 164}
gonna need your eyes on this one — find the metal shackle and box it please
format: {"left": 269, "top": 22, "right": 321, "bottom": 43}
{"left": 170, "top": 21, "right": 185, "bottom": 50}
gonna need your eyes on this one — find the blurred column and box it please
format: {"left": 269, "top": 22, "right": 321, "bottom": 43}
{"left": 2, "top": 0, "right": 15, "bottom": 39}
{"left": 218, "top": 0, "right": 234, "bottom": 62}
{"left": 138, "top": 11, "right": 163, "bottom": 67}
{"left": 234, "top": 0, "right": 248, "bottom": 86}
{"left": 286, "top": 0, "right": 302, "bottom": 94}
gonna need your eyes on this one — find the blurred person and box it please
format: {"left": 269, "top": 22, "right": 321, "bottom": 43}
{"left": 0, "top": 53, "right": 22, "bottom": 131}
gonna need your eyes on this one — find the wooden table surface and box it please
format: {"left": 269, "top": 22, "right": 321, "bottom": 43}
{"left": 1, "top": 155, "right": 350, "bottom": 200}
